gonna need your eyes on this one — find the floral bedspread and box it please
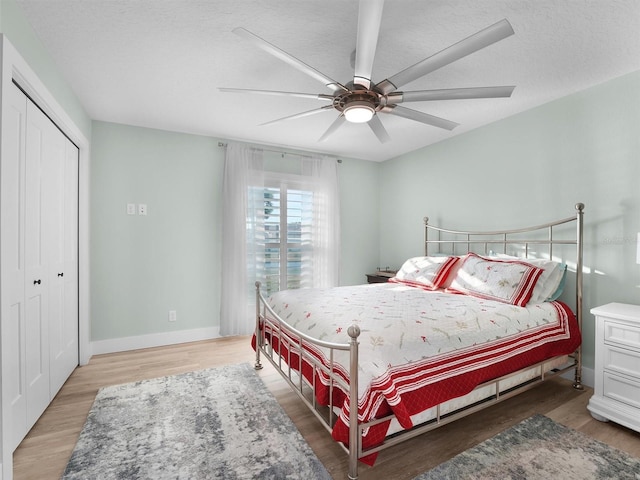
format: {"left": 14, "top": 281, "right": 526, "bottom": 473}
{"left": 260, "top": 283, "right": 581, "bottom": 463}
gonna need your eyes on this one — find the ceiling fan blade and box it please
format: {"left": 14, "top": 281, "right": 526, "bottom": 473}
{"left": 368, "top": 114, "right": 390, "bottom": 143}
{"left": 318, "top": 115, "right": 346, "bottom": 142}
{"left": 387, "top": 86, "right": 515, "bottom": 104}
{"left": 260, "top": 106, "right": 334, "bottom": 126}
{"left": 386, "top": 105, "right": 459, "bottom": 131}
{"left": 353, "top": 0, "right": 385, "bottom": 89}
{"left": 219, "top": 87, "right": 334, "bottom": 101}
{"left": 376, "top": 19, "right": 514, "bottom": 94}
{"left": 233, "top": 27, "right": 347, "bottom": 93}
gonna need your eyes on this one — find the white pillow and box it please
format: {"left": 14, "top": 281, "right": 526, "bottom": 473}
{"left": 528, "top": 260, "right": 566, "bottom": 303}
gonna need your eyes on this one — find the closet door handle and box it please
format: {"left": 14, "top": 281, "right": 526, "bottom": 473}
{"left": 33, "top": 279, "right": 41, "bottom": 285}
{"left": 58, "top": 272, "right": 64, "bottom": 277}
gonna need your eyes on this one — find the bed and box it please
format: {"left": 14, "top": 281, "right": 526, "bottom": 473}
{"left": 253, "top": 203, "right": 585, "bottom": 480}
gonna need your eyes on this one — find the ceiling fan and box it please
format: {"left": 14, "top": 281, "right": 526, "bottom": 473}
{"left": 220, "top": 0, "right": 515, "bottom": 143}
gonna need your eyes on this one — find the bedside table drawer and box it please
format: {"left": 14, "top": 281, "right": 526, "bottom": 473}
{"left": 604, "top": 320, "right": 640, "bottom": 351}
{"left": 604, "top": 345, "right": 640, "bottom": 379}
{"left": 603, "top": 371, "right": 640, "bottom": 409}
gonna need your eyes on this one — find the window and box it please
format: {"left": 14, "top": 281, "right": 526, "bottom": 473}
{"left": 251, "top": 177, "right": 313, "bottom": 295}
{"left": 220, "top": 143, "right": 339, "bottom": 336}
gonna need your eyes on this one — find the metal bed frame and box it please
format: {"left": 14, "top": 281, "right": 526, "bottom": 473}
{"left": 254, "top": 203, "right": 585, "bottom": 480}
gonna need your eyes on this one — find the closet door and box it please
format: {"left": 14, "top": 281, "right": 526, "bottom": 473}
{"left": 23, "top": 99, "right": 53, "bottom": 430}
{"left": 1, "top": 83, "right": 79, "bottom": 452}
{"left": 1, "top": 82, "right": 28, "bottom": 452}
{"left": 49, "top": 136, "right": 79, "bottom": 395}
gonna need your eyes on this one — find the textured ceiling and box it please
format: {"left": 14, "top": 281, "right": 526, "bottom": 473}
{"left": 15, "top": 0, "right": 640, "bottom": 161}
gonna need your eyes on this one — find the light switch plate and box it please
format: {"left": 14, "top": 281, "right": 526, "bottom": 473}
{"left": 127, "top": 203, "right": 136, "bottom": 215}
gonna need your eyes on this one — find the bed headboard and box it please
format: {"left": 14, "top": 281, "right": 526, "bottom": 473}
{"left": 423, "top": 203, "right": 585, "bottom": 387}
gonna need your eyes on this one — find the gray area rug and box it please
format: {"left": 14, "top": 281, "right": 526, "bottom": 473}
{"left": 415, "top": 414, "right": 640, "bottom": 479}
{"left": 62, "top": 363, "right": 331, "bottom": 479}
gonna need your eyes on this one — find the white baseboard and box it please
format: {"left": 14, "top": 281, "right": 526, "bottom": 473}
{"left": 89, "top": 327, "right": 221, "bottom": 356}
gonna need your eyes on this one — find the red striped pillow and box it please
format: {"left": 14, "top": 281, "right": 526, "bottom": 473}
{"left": 446, "top": 253, "right": 544, "bottom": 307}
{"left": 390, "top": 256, "right": 460, "bottom": 290}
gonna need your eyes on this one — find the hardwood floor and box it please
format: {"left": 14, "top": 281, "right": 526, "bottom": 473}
{"left": 13, "top": 336, "right": 640, "bottom": 480}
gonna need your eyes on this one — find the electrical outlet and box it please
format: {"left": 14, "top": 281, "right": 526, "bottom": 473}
{"left": 138, "top": 204, "right": 147, "bottom": 216}
{"left": 127, "top": 203, "right": 136, "bottom": 215}
{"left": 168, "top": 310, "right": 177, "bottom": 322}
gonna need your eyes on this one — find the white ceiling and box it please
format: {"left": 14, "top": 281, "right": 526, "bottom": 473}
{"left": 15, "top": 0, "right": 640, "bottom": 162}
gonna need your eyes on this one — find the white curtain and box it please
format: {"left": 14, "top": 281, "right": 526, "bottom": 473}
{"left": 220, "top": 143, "right": 264, "bottom": 336}
{"left": 303, "top": 155, "right": 341, "bottom": 288}
{"left": 219, "top": 146, "right": 340, "bottom": 336}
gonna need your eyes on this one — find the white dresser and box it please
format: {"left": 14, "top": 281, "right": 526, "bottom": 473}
{"left": 587, "top": 303, "right": 640, "bottom": 433}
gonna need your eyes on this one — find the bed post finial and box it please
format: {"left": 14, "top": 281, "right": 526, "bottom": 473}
{"left": 575, "top": 202, "right": 584, "bottom": 212}
{"left": 423, "top": 216, "right": 429, "bottom": 225}
{"left": 347, "top": 325, "right": 361, "bottom": 339}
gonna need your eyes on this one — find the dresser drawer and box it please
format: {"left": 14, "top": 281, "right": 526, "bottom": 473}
{"left": 603, "top": 371, "right": 640, "bottom": 409}
{"left": 604, "top": 345, "right": 640, "bottom": 379}
{"left": 604, "top": 320, "right": 640, "bottom": 351}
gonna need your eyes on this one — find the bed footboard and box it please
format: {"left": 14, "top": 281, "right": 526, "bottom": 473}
{"left": 254, "top": 281, "right": 362, "bottom": 479}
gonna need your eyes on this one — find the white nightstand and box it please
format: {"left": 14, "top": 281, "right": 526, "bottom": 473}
{"left": 587, "top": 303, "right": 640, "bottom": 433}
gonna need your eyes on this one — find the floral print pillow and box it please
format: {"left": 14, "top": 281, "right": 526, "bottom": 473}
{"left": 446, "top": 253, "right": 544, "bottom": 307}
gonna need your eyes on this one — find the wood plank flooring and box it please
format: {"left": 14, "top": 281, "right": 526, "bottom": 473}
{"left": 13, "top": 336, "right": 640, "bottom": 480}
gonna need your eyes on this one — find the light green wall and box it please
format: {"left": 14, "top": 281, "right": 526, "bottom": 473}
{"left": 90, "top": 122, "right": 223, "bottom": 340}
{"left": 379, "top": 70, "right": 640, "bottom": 370}
{"left": 0, "top": 0, "right": 91, "bottom": 138}
{"left": 90, "top": 122, "right": 380, "bottom": 340}
{"left": 338, "top": 157, "right": 381, "bottom": 285}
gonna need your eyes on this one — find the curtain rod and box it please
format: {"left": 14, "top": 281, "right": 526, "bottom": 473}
{"left": 218, "top": 142, "right": 342, "bottom": 163}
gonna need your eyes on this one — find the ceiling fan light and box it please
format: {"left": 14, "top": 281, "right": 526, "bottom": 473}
{"left": 344, "top": 101, "right": 375, "bottom": 123}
